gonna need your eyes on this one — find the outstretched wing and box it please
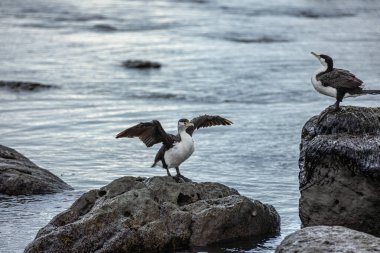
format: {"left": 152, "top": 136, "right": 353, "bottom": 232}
{"left": 116, "top": 120, "right": 177, "bottom": 147}
{"left": 318, "top": 68, "right": 363, "bottom": 89}
{"left": 186, "top": 115, "right": 233, "bottom": 136}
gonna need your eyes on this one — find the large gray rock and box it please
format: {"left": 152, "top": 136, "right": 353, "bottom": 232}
{"left": 25, "top": 176, "right": 280, "bottom": 253}
{"left": 0, "top": 145, "right": 73, "bottom": 195}
{"left": 275, "top": 226, "right": 380, "bottom": 253}
{"left": 0, "top": 81, "right": 56, "bottom": 92}
{"left": 299, "top": 106, "right": 380, "bottom": 236}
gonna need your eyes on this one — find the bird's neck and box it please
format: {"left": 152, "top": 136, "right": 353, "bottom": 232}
{"left": 178, "top": 129, "right": 192, "bottom": 141}
{"left": 327, "top": 62, "right": 333, "bottom": 72}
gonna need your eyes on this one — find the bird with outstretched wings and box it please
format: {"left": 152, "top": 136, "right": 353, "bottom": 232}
{"left": 116, "top": 120, "right": 178, "bottom": 148}
{"left": 116, "top": 115, "right": 233, "bottom": 145}
{"left": 186, "top": 115, "right": 233, "bottom": 136}
{"left": 116, "top": 115, "right": 232, "bottom": 178}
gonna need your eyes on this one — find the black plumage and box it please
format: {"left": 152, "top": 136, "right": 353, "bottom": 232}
{"left": 311, "top": 52, "right": 380, "bottom": 110}
{"left": 317, "top": 68, "right": 363, "bottom": 91}
{"left": 186, "top": 115, "right": 233, "bottom": 136}
{"left": 116, "top": 115, "right": 232, "bottom": 178}
{"left": 116, "top": 120, "right": 177, "bottom": 148}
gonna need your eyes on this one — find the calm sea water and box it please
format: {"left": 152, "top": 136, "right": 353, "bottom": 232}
{"left": 0, "top": 0, "right": 379, "bottom": 252}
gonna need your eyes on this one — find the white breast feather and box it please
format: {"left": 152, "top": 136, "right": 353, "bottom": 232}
{"left": 311, "top": 66, "right": 337, "bottom": 98}
{"left": 311, "top": 76, "right": 337, "bottom": 98}
{"left": 164, "top": 133, "right": 194, "bottom": 168}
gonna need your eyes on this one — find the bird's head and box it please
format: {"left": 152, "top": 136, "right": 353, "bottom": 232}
{"left": 311, "top": 52, "right": 333, "bottom": 70}
{"left": 178, "top": 119, "right": 194, "bottom": 132}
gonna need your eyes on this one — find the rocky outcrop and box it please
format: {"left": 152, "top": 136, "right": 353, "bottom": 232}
{"left": 275, "top": 226, "right": 380, "bottom": 253}
{"left": 299, "top": 106, "right": 380, "bottom": 236}
{"left": 24, "top": 176, "right": 280, "bottom": 253}
{"left": 122, "top": 60, "right": 161, "bottom": 69}
{"left": 0, "top": 81, "right": 56, "bottom": 92}
{"left": 0, "top": 145, "right": 73, "bottom": 195}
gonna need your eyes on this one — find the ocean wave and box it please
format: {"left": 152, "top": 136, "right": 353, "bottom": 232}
{"left": 291, "top": 9, "right": 355, "bottom": 19}
{"left": 172, "top": 0, "right": 208, "bottom": 3}
{"left": 122, "top": 90, "right": 221, "bottom": 103}
{"left": 220, "top": 5, "right": 355, "bottom": 19}
{"left": 21, "top": 23, "right": 66, "bottom": 29}
{"left": 53, "top": 14, "right": 106, "bottom": 22}
{"left": 224, "top": 35, "right": 290, "bottom": 44}
{"left": 124, "top": 89, "right": 313, "bottom": 105}
{"left": 14, "top": 2, "right": 178, "bottom": 33}
{"left": 131, "top": 92, "right": 186, "bottom": 100}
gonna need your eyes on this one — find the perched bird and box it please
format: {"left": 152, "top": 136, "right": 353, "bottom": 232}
{"left": 116, "top": 115, "right": 232, "bottom": 179}
{"left": 311, "top": 52, "right": 380, "bottom": 110}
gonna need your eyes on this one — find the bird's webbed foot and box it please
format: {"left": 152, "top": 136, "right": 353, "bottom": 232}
{"left": 173, "top": 167, "right": 192, "bottom": 182}
{"left": 174, "top": 174, "right": 192, "bottom": 182}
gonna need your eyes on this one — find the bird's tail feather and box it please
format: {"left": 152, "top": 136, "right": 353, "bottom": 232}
{"left": 362, "top": 90, "right": 380, "bottom": 95}
{"left": 151, "top": 163, "right": 156, "bottom": 168}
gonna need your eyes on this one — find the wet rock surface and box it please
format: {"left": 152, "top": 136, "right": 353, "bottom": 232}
{"left": 299, "top": 106, "right": 380, "bottom": 236}
{"left": 0, "top": 81, "right": 56, "bottom": 92}
{"left": 275, "top": 226, "right": 380, "bottom": 253}
{"left": 0, "top": 145, "right": 73, "bottom": 195}
{"left": 122, "top": 60, "right": 161, "bottom": 69}
{"left": 24, "top": 176, "right": 280, "bottom": 253}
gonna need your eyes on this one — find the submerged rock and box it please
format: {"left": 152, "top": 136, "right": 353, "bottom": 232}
{"left": 93, "top": 24, "right": 118, "bottom": 32}
{"left": 275, "top": 226, "right": 380, "bottom": 253}
{"left": 25, "top": 176, "right": 280, "bottom": 252}
{"left": 122, "top": 60, "right": 161, "bottom": 69}
{"left": 0, "top": 81, "right": 56, "bottom": 92}
{"left": 299, "top": 106, "right": 380, "bottom": 236}
{"left": 0, "top": 145, "right": 73, "bottom": 195}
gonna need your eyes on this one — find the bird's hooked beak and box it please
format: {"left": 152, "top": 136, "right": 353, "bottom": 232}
{"left": 185, "top": 122, "right": 194, "bottom": 127}
{"left": 311, "top": 52, "right": 321, "bottom": 59}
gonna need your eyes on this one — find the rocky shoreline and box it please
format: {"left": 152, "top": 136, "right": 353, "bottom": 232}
{"left": 3, "top": 106, "right": 380, "bottom": 252}
{"left": 298, "top": 106, "right": 380, "bottom": 237}
{"left": 276, "top": 226, "right": 380, "bottom": 253}
{"left": 24, "top": 176, "right": 280, "bottom": 252}
{"left": 273, "top": 106, "right": 380, "bottom": 252}
{"left": 0, "top": 145, "right": 72, "bottom": 195}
